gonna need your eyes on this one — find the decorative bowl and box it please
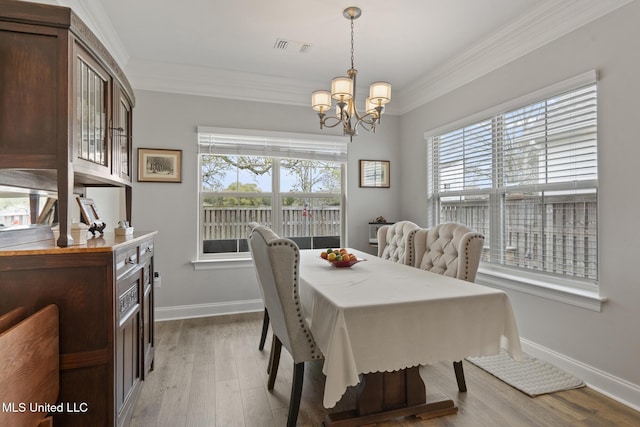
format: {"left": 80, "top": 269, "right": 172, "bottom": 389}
{"left": 324, "top": 258, "right": 365, "bottom": 268}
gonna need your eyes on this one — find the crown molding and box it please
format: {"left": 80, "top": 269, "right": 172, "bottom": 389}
{"left": 394, "top": 0, "right": 634, "bottom": 114}
{"left": 74, "top": 0, "right": 631, "bottom": 115}
{"left": 44, "top": 0, "right": 130, "bottom": 68}
{"left": 77, "top": 0, "right": 130, "bottom": 68}
{"left": 124, "top": 59, "right": 321, "bottom": 107}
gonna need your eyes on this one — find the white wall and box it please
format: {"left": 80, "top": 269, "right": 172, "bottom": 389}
{"left": 400, "top": 1, "right": 640, "bottom": 409}
{"left": 131, "top": 92, "right": 400, "bottom": 319}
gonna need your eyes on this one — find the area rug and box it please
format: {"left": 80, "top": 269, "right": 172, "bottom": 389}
{"left": 466, "top": 350, "right": 585, "bottom": 397}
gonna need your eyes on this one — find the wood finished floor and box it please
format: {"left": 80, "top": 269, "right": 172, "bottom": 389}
{"left": 130, "top": 313, "right": 640, "bottom": 427}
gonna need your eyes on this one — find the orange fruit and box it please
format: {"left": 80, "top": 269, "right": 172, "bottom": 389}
{"left": 320, "top": 251, "right": 328, "bottom": 259}
{"left": 350, "top": 254, "right": 358, "bottom": 262}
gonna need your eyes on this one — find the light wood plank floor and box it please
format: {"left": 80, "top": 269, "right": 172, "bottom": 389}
{"left": 131, "top": 313, "right": 640, "bottom": 426}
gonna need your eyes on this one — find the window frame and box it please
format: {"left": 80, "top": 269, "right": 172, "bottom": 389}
{"left": 195, "top": 128, "right": 347, "bottom": 262}
{"left": 424, "top": 71, "right": 606, "bottom": 311}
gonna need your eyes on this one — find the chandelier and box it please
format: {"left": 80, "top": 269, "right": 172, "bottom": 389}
{"left": 311, "top": 7, "right": 391, "bottom": 140}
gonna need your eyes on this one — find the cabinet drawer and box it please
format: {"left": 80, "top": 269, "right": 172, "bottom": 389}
{"left": 139, "top": 239, "right": 154, "bottom": 261}
{"left": 115, "top": 246, "right": 138, "bottom": 278}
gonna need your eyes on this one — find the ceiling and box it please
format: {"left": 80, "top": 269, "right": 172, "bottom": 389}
{"left": 58, "top": 0, "right": 630, "bottom": 114}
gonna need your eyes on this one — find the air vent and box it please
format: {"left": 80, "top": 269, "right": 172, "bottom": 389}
{"left": 273, "top": 38, "right": 312, "bottom": 54}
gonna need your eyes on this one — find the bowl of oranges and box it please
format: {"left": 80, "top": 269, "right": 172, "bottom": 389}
{"left": 320, "top": 248, "right": 364, "bottom": 268}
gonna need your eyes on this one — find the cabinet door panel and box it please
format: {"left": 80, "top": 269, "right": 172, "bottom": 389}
{"left": 0, "top": 23, "right": 60, "bottom": 166}
{"left": 116, "top": 268, "right": 142, "bottom": 415}
{"left": 113, "top": 84, "right": 133, "bottom": 181}
{"left": 73, "top": 42, "right": 111, "bottom": 176}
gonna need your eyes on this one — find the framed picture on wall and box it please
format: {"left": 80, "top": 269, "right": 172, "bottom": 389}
{"left": 137, "top": 148, "right": 182, "bottom": 183}
{"left": 359, "top": 159, "right": 390, "bottom": 188}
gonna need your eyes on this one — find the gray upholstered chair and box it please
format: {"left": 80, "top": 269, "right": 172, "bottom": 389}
{"left": 249, "top": 225, "right": 322, "bottom": 427}
{"left": 411, "top": 222, "right": 485, "bottom": 392}
{"left": 246, "top": 222, "right": 269, "bottom": 351}
{"left": 377, "top": 220, "right": 420, "bottom": 265}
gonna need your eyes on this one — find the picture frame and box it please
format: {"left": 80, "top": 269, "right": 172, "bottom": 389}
{"left": 137, "top": 148, "right": 182, "bottom": 183}
{"left": 76, "top": 197, "right": 106, "bottom": 235}
{"left": 359, "top": 160, "right": 390, "bottom": 188}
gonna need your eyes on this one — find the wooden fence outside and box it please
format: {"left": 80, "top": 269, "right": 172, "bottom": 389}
{"left": 202, "top": 206, "right": 341, "bottom": 239}
{"left": 440, "top": 195, "right": 598, "bottom": 280}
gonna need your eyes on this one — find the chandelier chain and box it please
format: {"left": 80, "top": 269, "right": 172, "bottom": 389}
{"left": 350, "top": 17, "right": 355, "bottom": 70}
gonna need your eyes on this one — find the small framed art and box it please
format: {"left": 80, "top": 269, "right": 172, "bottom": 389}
{"left": 359, "top": 160, "right": 390, "bottom": 188}
{"left": 138, "top": 148, "right": 182, "bottom": 183}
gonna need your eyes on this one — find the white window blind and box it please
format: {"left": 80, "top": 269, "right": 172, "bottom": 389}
{"left": 426, "top": 73, "right": 598, "bottom": 285}
{"left": 197, "top": 126, "right": 348, "bottom": 161}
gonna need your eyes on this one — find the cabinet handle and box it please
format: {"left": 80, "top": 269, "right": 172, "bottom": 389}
{"left": 126, "top": 255, "right": 136, "bottom": 264}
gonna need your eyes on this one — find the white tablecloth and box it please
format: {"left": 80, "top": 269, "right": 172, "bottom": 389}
{"left": 298, "top": 249, "right": 523, "bottom": 408}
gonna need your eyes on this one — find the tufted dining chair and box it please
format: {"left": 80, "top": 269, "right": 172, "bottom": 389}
{"left": 247, "top": 222, "right": 270, "bottom": 352}
{"left": 377, "top": 220, "right": 421, "bottom": 265}
{"left": 249, "top": 225, "right": 322, "bottom": 427}
{"left": 411, "top": 222, "right": 485, "bottom": 392}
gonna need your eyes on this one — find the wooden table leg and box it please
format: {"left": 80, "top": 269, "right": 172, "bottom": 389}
{"left": 324, "top": 367, "right": 457, "bottom": 426}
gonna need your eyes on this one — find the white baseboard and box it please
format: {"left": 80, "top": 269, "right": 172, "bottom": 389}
{"left": 154, "top": 299, "right": 263, "bottom": 321}
{"left": 521, "top": 338, "right": 640, "bottom": 411}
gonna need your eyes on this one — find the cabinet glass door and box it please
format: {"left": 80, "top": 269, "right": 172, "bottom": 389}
{"left": 115, "top": 93, "right": 132, "bottom": 180}
{"left": 78, "top": 59, "right": 108, "bottom": 166}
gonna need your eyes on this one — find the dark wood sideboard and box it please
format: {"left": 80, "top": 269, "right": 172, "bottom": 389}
{"left": 0, "top": 230, "right": 157, "bottom": 427}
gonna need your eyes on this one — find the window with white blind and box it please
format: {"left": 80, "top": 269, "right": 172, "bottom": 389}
{"left": 197, "top": 127, "right": 347, "bottom": 259}
{"left": 425, "top": 72, "right": 598, "bottom": 291}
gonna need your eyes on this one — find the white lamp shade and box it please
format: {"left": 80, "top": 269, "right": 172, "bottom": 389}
{"left": 312, "top": 90, "right": 332, "bottom": 112}
{"left": 331, "top": 77, "right": 353, "bottom": 101}
{"left": 369, "top": 81, "right": 391, "bottom": 105}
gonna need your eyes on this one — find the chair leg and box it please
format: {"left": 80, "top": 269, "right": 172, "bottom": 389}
{"left": 267, "top": 336, "right": 282, "bottom": 390}
{"left": 287, "top": 362, "right": 305, "bottom": 427}
{"left": 258, "top": 307, "right": 269, "bottom": 351}
{"left": 453, "top": 360, "right": 467, "bottom": 392}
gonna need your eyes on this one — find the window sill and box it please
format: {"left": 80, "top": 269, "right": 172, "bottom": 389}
{"left": 192, "top": 257, "right": 254, "bottom": 270}
{"left": 476, "top": 266, "right": 607, "bottom": 312}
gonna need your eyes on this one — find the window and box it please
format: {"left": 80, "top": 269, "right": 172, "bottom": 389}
{"left": 425, "top": 72, "right": 598, "bottom": 291}
{"left": 197, "top": 127, "right": 347, "bottom": 259}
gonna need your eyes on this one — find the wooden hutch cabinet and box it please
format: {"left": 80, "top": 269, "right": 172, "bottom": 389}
{"left": 0, "top": 0, "right": 135, "bottom": 247}
{"left": 0, "top": 2, "right": 153, "bottom": 426}
{"left": 0, "top": 231, "right": 156, "bottom": 427}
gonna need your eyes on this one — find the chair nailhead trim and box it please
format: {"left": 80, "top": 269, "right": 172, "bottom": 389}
{"left": 267, "top": 238, "right": 317, "bottom": 357}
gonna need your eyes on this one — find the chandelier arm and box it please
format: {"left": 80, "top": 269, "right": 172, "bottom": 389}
{"left": 319, "top": 114, "right": 346, "bottom": 129}
{"left": 357, "top": 112, "right": 379, "bottom": 126}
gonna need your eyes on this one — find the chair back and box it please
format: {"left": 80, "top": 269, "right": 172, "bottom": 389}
{"left": 377, "top": 221, "right": 420, "bottom": 265}
{"left": 246, "top": 222, "right": 261, "bottom": 256}
{"left": 247, "top": 221, "right": 265, "bottom": 292}
{"left": 412, "top": 222, "right": 484, "bottom": 282}
{"left": 249, "top": 226, "right": 321, "bottom": 363}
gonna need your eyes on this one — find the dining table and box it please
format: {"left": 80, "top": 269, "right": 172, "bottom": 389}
{"left": 298, "top": 248, "right": 523, "bottom": 426}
